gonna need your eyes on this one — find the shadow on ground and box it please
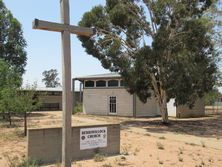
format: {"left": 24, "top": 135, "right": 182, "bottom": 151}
{"left": 121, "top": 114, "right": 222, "bottom": 138}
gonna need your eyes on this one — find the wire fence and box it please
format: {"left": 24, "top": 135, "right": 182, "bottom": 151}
{"left": 205, "top": 103, "right": 222, "bottom": 115}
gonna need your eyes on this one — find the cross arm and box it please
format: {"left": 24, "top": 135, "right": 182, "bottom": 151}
{"left": 32, "top": 19, "right": 95, "bottom": 37}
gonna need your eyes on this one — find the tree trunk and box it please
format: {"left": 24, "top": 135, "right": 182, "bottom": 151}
{"left": 24, "top": 112, "right": 27, "bottom": 136}
{"left": 159, "top": 101, "right": 169, "bottom": 124}
{"left": 149, "top": 73, "right": 169, "bottom": 124}
{"left": 9, "top": 112, "right": 12, "bottom": 126}
{"left": 156, "top": 89, "right": 169, "bottom": 124}
{"left": 2, "top": 111, "right": 5, "bottom": 120}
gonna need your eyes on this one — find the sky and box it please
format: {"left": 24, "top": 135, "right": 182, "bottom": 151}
{"left": 3, "top": 0, "right": 108, "bottom": 88}
{"left": 2, "top": 0, "right": 222, "bottom": 92}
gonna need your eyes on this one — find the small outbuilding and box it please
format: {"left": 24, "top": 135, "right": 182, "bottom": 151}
{"left": 168, "top": 98, "right": 205, "bottom": 118}
{"left": 32, "top": 88, "right": 82, "bottom": 111}
{"left": 35, "top": 87, "right": 63, "bottom": 111}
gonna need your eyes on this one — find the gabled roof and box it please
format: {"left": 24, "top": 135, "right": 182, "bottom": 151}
{"left": 74, "top": 73, "right": 121, "bottom": 81}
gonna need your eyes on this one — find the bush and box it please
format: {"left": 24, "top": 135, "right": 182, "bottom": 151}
{"left": 94, "top": 153, "right": 105, "bottom": 162}
{"left": 156, "top": 142, "right": 164, "bottom": 150}
{"left": 4, "top": 155, "right": 39, "bottom": 167}
{"left": 73, "top": 102, "right": 83, "bottom": 114}
{"left": 19, "top": 158, "right": 40, "bottom": 167}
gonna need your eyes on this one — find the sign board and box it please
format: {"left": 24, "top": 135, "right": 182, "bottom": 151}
{"left": 80, "top": 127, "right": 107, "bottom": 150}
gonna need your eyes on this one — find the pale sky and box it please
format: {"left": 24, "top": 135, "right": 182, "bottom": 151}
{"left": 3, "top": 0, "right": 109, "bottom": 87}
{"left": 3, "top": 1, "right": 222, "bottom": 92}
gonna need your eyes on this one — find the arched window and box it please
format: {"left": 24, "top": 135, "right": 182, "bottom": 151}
{"left": 108, "top": 80, "right": 119, "bottom": 87}
{"left": 85, "top": 81, "right": 94, "bottom": 88}
{"left": 96, "top": 80, "right": 106, "bottom": 87}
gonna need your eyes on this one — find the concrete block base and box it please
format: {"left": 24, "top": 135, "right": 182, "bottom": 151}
{"left": 27, "top": 124, "right": 120, "bottom": 164}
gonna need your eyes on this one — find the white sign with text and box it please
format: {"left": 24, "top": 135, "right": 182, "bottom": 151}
{"left": 80, "top": 127, "right": 107, "bottom": 150}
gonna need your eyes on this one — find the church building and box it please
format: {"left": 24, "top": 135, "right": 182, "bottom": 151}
{"left": 74, "top": 73, "right": 205, "bottom": 118}
{"left": 74, "top": 73, "right": 160, "bottom": 117}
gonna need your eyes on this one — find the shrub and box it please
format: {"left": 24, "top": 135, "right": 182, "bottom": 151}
{"left": 19, "top": 158, "right": 40, "bottom": 167}
{"left": 94, "top": 153, "right": 105, "bottom": 162}
{"left": 159, "top": 136, "right": 166, "bottom": 140}
{"left": 156, "top": 142, "right": 164, "bottom": 150}
{"left": 73, "top": 102, "right": 83, "bottom": 114}
{"left": 178, "top": 157, "right": 183, "bottom": 162}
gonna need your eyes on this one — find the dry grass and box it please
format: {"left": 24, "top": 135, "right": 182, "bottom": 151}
{"left": 156, "top": 142, "right": 164, "bottom": 150}
{"left": 93, "top": 153, "right": 105, "bottom": 162}
{"left": 0, "top": 112, "right": 222, "bottom": 167}
{"left": 0, "top": 128, "right": 24, "bottom": 142}
{"left": 159, "top": 136, "right": 166, "bottom": 140}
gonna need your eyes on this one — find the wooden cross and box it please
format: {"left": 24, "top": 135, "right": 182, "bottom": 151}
{"left": 33, "top": 1, "right": 94, "bottom": 167}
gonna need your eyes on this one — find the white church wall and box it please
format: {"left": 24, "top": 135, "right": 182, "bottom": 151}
{"left": 167, "top": 99, "right": 176, "bottom": 117}
{"left": 83, "top": 88, "right": 134, "bottom": 117}
{"left": 135, "top": 96, "right": 160, "bottom": 117}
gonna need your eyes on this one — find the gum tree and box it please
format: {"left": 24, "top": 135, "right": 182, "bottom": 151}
{"left": 78, "top": 0, "right": 219, "bottom": 123}
{"left": 0, "top": 0, "right": 27, "bottom": 74}
{"left": 42, "top": 69, "right": 61, "bottom": 88}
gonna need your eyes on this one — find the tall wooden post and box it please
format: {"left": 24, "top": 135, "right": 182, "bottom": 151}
{"left": 33, "top": 1, "right": 94, "bottom": 166}
{"left": 60, "top": 0, "right": 72, "bottom": 166}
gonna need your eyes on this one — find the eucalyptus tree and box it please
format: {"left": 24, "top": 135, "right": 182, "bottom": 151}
{"left": 0, "top": 0, "right": 27, "bottom": 74}
{"left": 78, "top": 0, "right": 219, "bottom": 123}
{"left": 42, "top": 69, "right": 61, "bottom": 88}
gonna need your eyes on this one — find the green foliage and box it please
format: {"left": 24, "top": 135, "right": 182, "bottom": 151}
{"left": 204, "top": 88, "right": 221, "bottom": 105}
{"left": 93, "top": 153, "right": 105, "bottom": 162}
{"left": 19, "top": 158, "right": 40, "bottom": 167}
{"left": 4, "top": 155, "right": 39, "bottom": 167}
{"left": 0, "top": 0, "right": 27, "bottom": 74}
{"left": 14, "top": 83, "right": 41, "bottom": 135}
{"left": 14, "top": 83, "right": 41, "bottom": 114}
{"left": 42, "top": 69, "right": 61, "bottom": 88}
{"left": 78, "top": 0, "right": 220, "bottom": 122}
{"left": 73, "top": 102, "right": 83, "bottom": 114}
{"left": 0, "top": 60, "right": 22, "bottom": 122}
{"left": 0, "top": 67, "right": 41, "bottom": 134}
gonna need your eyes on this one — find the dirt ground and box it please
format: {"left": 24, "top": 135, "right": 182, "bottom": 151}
{"left": 0, "top": 112, "right": 222, "bottom": 167}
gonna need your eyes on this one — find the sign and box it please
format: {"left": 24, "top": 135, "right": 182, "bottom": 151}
{"left": 80, "top": 127, "right": 107, "bottom": 150}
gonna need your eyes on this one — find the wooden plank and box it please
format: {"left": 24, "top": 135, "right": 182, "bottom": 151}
{"left": 33, "top": 19, "right": 95, "bottom": 36}
{"left": 60, "top": 0, "right": 72, "bottom": 166}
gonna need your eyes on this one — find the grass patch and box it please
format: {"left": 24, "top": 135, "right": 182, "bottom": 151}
{"left": 73, "top": 102, "right": 83, "bottom": 114}
{"left": 145, "top": 133, "right": 151, "bottom": 136}
{"left": 19, "top": 158, "right": 40, "bottom": 167}
{"left": 201, "top": 141, "right": 206, "bottom": 148}
{"left": 55, "top": 162, "right": 61, "bottom": 167}
{"left": 179, "top": 147, "right": 184, "bottom": 155}
{"left": 94, "top": 153, "right": 105, "bottom": 162}
{"left": 120, "top": 156, "right": 126, "bottom": 161}
{"left": 3, "top": 155, "right": 40, "bottom": 167}
{"left": 156, "top": 142, "right": 164, "bottom": 150}
{"left": 133, "top": 148, "right": 140, "bottom": 155}
{"left": 121, "top": 145, "right": 130, "bottom": 155}
{"left": 102, "top": 164, "right": 112, "bottom": 167}
{"left": 159, "top": 160, "right": 164, "bottom": 165}
{"left": 178, "top": 157, "right": 183, "bottom": 162}
{"left": 0, "top": 128, "right": 24, "bottom": 142}
{"left": 159, "top": 136, "right": 166, "bottom": 140}
{"left": 185, "top": 142, "right": 197, "bottom": 146}
{"left": 208, "top": 158, "right": 213, "bottom": 163}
